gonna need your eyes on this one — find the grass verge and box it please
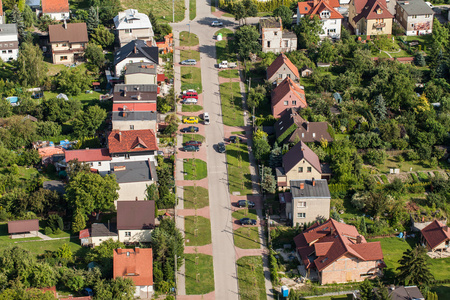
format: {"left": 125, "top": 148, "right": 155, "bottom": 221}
{"left": 182, "top": 104, "right": 203, "bottom": 112}
{"left": 232, "top": 208, "right": 258, "bottom": 220}
{"left": 220, "top": 82, "right": 244, "bottom": 127}
{"left": 219, "top": 69, "right": 240, "bottom": 78}
{"left": 234, "top": 227, "right": 260, "bottom": 249}
{"left": 185, "top": 216, "right": 212, "bottom": 246}
{"left": 180, "top": 49, "right": 200, "bottom": 62}
{"left": 226, "top": 143, "right": 252, "bottom": 195}
{"left": 189, "top": 0, "right": 196, "bottom": 20}
{"left": 182, "top": 134, "right": 205, "bottom": 143}
{"left": 183, "top": 158, "right": 207, "bottom": 180}
{"left": 181, "top": 67, "right": 202, "bottom": 92}
{"left": 184, "top": 186, "right": 209, "bottom": 209}
{"left": 180, "top": 31, "right": 199, "bottom": 46}
{"left": 185, "top": 254, "right": 214, "bottom": 294}
{"left": 237, "top": 256, "right": 267, "bottom": 299}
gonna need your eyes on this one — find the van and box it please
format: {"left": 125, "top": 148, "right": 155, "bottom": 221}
{"left": 204, "top": 112, "right": 210, "bottom": 125}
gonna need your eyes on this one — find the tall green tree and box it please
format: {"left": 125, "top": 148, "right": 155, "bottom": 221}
{"left": 234, "top": 25, "right": 261, "bottom": 59}
{"left": 261, "top": 166, "right": 276, "bottom": 194}
{"left": 91, "top": 25, "right": 115, "bottom": 49}
{"left": 8, "top": 5, "right": 25, "bottom": 38}
{"left": 73, "top": 105, "right": 106, "bottom": 138}
{"left": 55, "top": 68, "right": 92, "bottom": 96}
{"left": 397, "top": 245, "right": 434, "bottom": 287}
{"left": 359, "top": 279, "right": 373, "bottom": 300}
{"left": 87, "top": 6, "right": 99, "bottom": 32}
{"left": 273, "top": 5, "right": 292, "bottom": 29}
{"left": 17, "top": 42, "right": 47, "bottom": 87}
{"left": 294, "top": 15, "right": 323, "bottom": 49}
{"left": 84, "top": 43, "right": 105, "bottom": 69}
{"left": 247, "top": 85, "right": 266, "bottom": 113}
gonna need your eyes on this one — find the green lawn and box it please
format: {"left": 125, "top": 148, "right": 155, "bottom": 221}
{"left": 220, "top": 82, "right": 244, "bottom": 127}
{"left": 183, "top": 159, "right": 207, "bottom": 180}
{"left": 377, "top": 157, "right": 441, "bottom": 174}
{"left": 234, "top": 227, "right": 260, "bottom": 249}
{"left": 180, "top": 31, "right": 199, "bottom": 47}
{"left": 431, "top": 284, "right": 450, "bottom": 300}
{"left": 184, "top": 216, "right": 212, "bottom": 246}
{"left": 232, "top": 208, "right": 258, "bottom": 221}
{"left": 237, "top": 256, "right": 267, "bottom": 299}
{"left": 428, "top": 257, "right": 450, "bottom": 281}
{"left": 185, "top": 254, "right": 215, "bottom": 295}
{"left": 182, "top": 104, "right": 203, "bottom": 112}
{"left": 215, "top": 28, "right": 234, "bottom": 38}
{"left": 216, "top": 40, "right": 237, "bottom": 64}
{"left": 180, "top": 49, "right": 200, "bottom": 62}
{"left": 45, "top": 62, "right": 67, "bottom": 76}
{"left": 189, "top": 0, "right": 196, "bottom": 20}
{"left": 122, "top": 0, "right": 185, "bottom": 23}
{"left": 182, "top": 133, "right": 205, "bottom": 143}
{"left": 226, "top": 143, "right": 252, "bottom": 195}
{"left": 181, "top": 67, "right": 202, "bottom": 92}
{"left": 183, "top": 186, "right": 209, "bottom": 209}
{"left": 43, "top": 91, "right": 104, "bottom": 106}
{"left": 219, "top": 69, "right": 240, "bottom": 78}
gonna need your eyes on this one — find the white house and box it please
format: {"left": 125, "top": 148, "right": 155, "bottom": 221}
{"left": 117, "top": 201, "right": 155, "bottom": 243}
{"left": 114, "top": 9, "right": 155, "bottom": 47}
{"left": 396, "top": 0, "right": 434, "bottom": 36}
{"left": 0, "top": 24, "right": 19, "bottom": 61}
{"left": 297, "top": 0, "right": 343, "bottom": 39}
{"left": 41, "top": 0, "right": 70, "bottom": 21}
{"left": 79, "top": 223, "right": 118, "bottom": 247}
{"left": 64, "top": 148, "right": 112, "bottom": 175}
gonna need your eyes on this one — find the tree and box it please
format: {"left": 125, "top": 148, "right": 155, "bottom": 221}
{"left": 269, "top": 142, "right": 282, "bottom": 168}
{"left": 317, "top": 38, "right": 336, "bottom": 63}
{"left": 232, "top": 0, "right": 257, "bottom": 25}
{"left": 8, "top": 6, "right": 25, "bottom": 38}
{"left": 0, "top": 98, "right": 12, "bottom": 118}
{"left": 30, "top": 262, "right": 57, "bottom": 288}
{"left": 22, "top": 5, "right": 36, "bottom": 28}
{"left": 253, "top": 138, "right": 271, "bottom": 161}
{"left": 359, "top": 279, "right": 373, "bottom": 300}
{"left": 261, "top": 166, "right": 276, "bottom": 194}
{"left": 36, "top": 121, "right": 62, "bottom": 138}
{"left": 247, "top": 85, "right": 266, "bottom": 112}
{"left": 84, "top": 43, "right": 105, "bottom": 69}
{"left": 234, "top": 25, "right": 261, "bottom": 59}
{"left": 55, "top": 243, "right": 73, "bottom": 264}
{"left": 145, "top": 183, "right": 159, "bottom": 201}
{"left": 373, "top": 94, "right": 387, "bottom": 121}
{"left": 397, "top": 245, "right": 434, "bottom": 287}
{"left": 294, "top": 15, "right": 324, "bottom": 49}
{"left": 72, "top": 105, "right": 106, "bottom": 138}
{"left": 273, "top": 5, "right": 292, "bottom": 29}
{"left": 66, "top": 159, "right": 92, "bottom": 178}
{"left": 17, "top": 42, "right": 47, "bottom": 87}
{"left": 37, "top": 14, "right": 56, "bottom": 32}
{"left": 55, "top": 68, "right": 92, "bottom": 96}
{"left": 94, "top": 278, "right": 134, "bottom": 300}
{"left": 414, "top": 52, "right": 426, "bottom": 67}
{"left": 87, "top": 6, "right": 99, "bottom": 32}
{"left": 91, "top": 25, "right": 115, "bottom": 49}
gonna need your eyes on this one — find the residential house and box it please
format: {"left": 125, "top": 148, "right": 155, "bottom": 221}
{"left": 37, "top": 144, "right": 65, "bottom": 165}
{"left": 267, "top": 53, "right": 300, "bottom": 85}
{"left": 114, "top": 9, "right": 155, "bottom": 47}
{"left": 349, "top": 0, "right": 394, "bottom": 35}
{"left": 259, "top": 18, "right": 297, "bottom": 54}
{"left": 124, "top": 62, "right": 157, "bottom": 85}
{"left": 113, "top": 247, "right": 153, "bottom": 297}
{"left": 8, "top": 219, "right": 39, "bottom": 237}
{"left": 0, "top": 0, "right": 3, "bottom": 24}
{"left": 0, "top": 24, "right": 18, "bottom": 61}
{"left": 41, "top": 0, "right": 70, "bottom": 21}
{"left": 294, "top": 219, "right": 384, "bottom": 284}
{"left": 64, "top": 148, "right": 112, "bottom": 175}
{"left": 274, "top": 108, "right": 333, "bottom": 144}
{"left": 300, "top": 66, "right": 313, "bottom": 77}
{"left": 117, "top": 201, "right": 155, "bottom": 243}
{"left": 79, "top": 223, "right": 118, "bottom": 247}
{"left": 421, "top": 220, "right": 450, "bottom": 253}
{"left": 271, "top": 77, "right": 307, "bottom": 118}
{"left": 114, "top": 39, "right": 159, "bottom": 76}
{"left": 48, "top": 22, "right": 88, "bottom": 64}
{"left": 395, "top": 0, "right": 434, "bottom": 36}
{"left": 156, "top": 33, "right": 173, "bottom": 54}
{"left": 386, "top": 286, "right": 424, "bottom": 300}
{"left": 297, "top": 0, "right": 343, "bottom": 39}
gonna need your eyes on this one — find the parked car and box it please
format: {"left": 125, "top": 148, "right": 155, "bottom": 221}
{"left": 182, "top": 98, "right": 198, "bottom": 104}
{"left": 182, "top": 89, "right": 196, "bottom": 95}
{"left": 217, "top": 142, "right": 226, "bottom": 153}
{"left": 182, "top": 91, "right": 198, "bottom": 99}
{"left": 229, "top": 136, "right": 239, "bottom": 143}
{"left": 204, "top": 112, "right": 210, "bottom": 125}
{"left": 181, "top": 126, "right": 199, "bottom": 133}
{"left": 237, "top": 200, "right": 255, "bottom": 208}
{"left": 211, "top": 21, "right": 223, "bottom": 27}
{"left": 240, "top": 218, "right": 257, "bottom": 225}
{"left": 183, "top": 145, "right": 199, "bottom": 152}
{"left": 83, "top": 288, "right": 94, "bottom": 296}
{"left": 181, "top": 59, "right": 197, "bottom": 65}
{"left": 183, "top": 117, "right": 199, "bottom": 124}
{"left": 185, "top": 140, "right": 202, "bottom": 147}
{"left": 218, "top": 61, "right": 237, "bottom": 69}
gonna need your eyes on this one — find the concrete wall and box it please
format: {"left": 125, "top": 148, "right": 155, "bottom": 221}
{"left": 261, "top": 27, "right": 283, "bottom": 53}
{"left": 267, "top": 63, "right": 299, "bottom": 84}
{"left": 320, "top": 19, "right": 342, "bottom": 39}
{"left": 125, "top": 73, "right": 157, "bottom": 84}
{"left": 320, "top": 254, "right": 379, "bottom": 284}
{"left": 118, "top": 229, "right": 153, "bottom": 243}
{"left": 430, "top": 239, "right": 450, "bottom": 252}
{"left": 112, "top": 120, "right": 157, "bottom": 132}
{"left": 292, "top": 196, "right": 330, "bottom": 226}
{"left": 286, "top": 159, "right": 321, "bottom": 182}
{"left": 53, "top": 52, "right": 74, "bottom": 64}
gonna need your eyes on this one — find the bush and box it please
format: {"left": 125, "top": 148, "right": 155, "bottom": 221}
{"left": 364, "top": 149, "right": 387, "bottom": 165}
{"left": 417, "top": 172, "right": 429, "bottom": 181}
{"left": 405, "top": 150, "right": 420, "bottom": 161}
{"left": 182, "top": 73, "right": 192, "bottom": 79}
{"left": 44, "top": 227, "right": 53, "bottom": 235}
{"left": 407, "top": 183, "right": 426, "bottom": 193}
{"left": 47, "top": 214, "right": 64, "bottom": 231}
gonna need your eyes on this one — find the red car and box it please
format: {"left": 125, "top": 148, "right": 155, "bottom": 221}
{"left": 182, "top": 91, "right": 198, "bottom": 99}
{"left": 185, "top": 140, "right": 202, "bottom": 147}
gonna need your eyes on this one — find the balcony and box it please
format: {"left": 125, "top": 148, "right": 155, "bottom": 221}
{"left": 373, "top": 22, "right": 386, "bottom": 29}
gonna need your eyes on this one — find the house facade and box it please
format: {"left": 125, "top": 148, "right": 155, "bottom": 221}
{"left": 0, "top": 24, "right": 19, "bottom": 61}
{"left": 421, "top": 220, "right": 450, "bottom": 253}
{"left": 117, "top": 201, "right": 155, "bottom": 243}
{"left": 64, "top": 148, "right": 112, "bottom": 175}
{"left": 396, "top": 0, "right": 434, "bottom": 36}
{"left": 349, "top": 0, "right": 393, "bottom": 35}
{"left": 114, "top": 9, "right": 155, "bottom": 47}
{"left": 271, "top": 77, "right": 307, "bottom": 118}
{"left": 48, "top": 22, "right": 88, "bottom": 64}
{"left": 259, "top": 18, "right": 297, "bottom": 54}
{"left": 124, "top": 62, "right": 157, "bottom": 84}
{"left": 114, "top": 40, "right": 158, "bottom": 76}
{"left": 79, "top": 223, "right": 118, "bottom": 247}
{"left": 267, "top": 53, "right": 300, "bottom": 85}
{"left": 41, "top": 0, "right": 70, "bottom": 21}
{"left": 297, "top": 0, "right": 343, "bottom": 39}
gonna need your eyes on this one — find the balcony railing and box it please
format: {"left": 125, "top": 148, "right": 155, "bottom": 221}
{"left": 373, "top": 22, "right": 386, "bottom": 29}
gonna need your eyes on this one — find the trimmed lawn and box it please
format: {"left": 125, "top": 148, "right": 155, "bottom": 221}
{"left": 231, "top": 131, "right": 247, "bottom": 135}
{"left": 43, "top": 91, "right": 104, "bottom": 107}
{"left": 220, "top": 82, "right": 244, "bottom": 127}
{"left": 183, "top": 158, "right": 207, "bottom": 180}
{"left": 219, "top": 69, "right": 240, "bottom": 78}
{"left": 185, "top": 254, "right": 214, "bottom": 295}
{"left": 226, "top": 143, "right": 252, "bottom": 195}
{"left": 232, "top": 208, "right": 258, "bottom": 221}
{"left": 428, "top": 257, "right": 450, "bottom": 281}
{"left": 234, "top": 227, "right": 260, "bottom": 249}
{"left": 121, "top": 0, "right": 185, "bottom": 23}
{"left": 184, "top": 186, "right": 209, "bottom": 209}
{"left": 180, "top": 31, "right": 199, "bottom": 47}
{"left": 180, "top": 49, "right": 200, "bottom": 62}
{"left": 45, "top": 62, "right": 66, "bottom": 76}
{"left": 215, "top": 28, "right": 234, "bottom": 38}
{"left": 181, "top": 67, "right": 202, "bottom": 92}
{"left": 377, "top": 157, "right": 441, "bottom": 174}
{"left": 184, "top": 216, "right": 211, "bottom": 246}
{"left": 182, "top": 133, "right": 205, "bottom": 143}
{"left": 189, "top": 0, "right": 196, "bottom": 20}
{"left": 182, "top": 104, "right": 203, "bottom": 112}
{"left": 237, "top": 256, "right": 266, "bottom": 299}
{"left": 216, "top": 40, "right": 237, "bottom": 64}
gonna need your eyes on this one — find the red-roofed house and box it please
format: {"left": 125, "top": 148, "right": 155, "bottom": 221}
{"left": 108, "top": 129, "right": 158, "bottom": 158}
{"left": 349, "top": 0, "right": 393, "bottom": 35}
{"left": 41, "top": 0, "right": 70, "bottom": 21}
{"left": 267, "top": 53, "right": 300, "bottom": 85}
{"left": 297, "top": 0, "right": 343, "bottom": 39}
{"left": 271, "top": 77, "right": 307, "bottom": 118}
{"left": 0, "top": 0, "right": 4, "bottom": 24}
{"left": 421, "top": 220, "right": 450, "bottom": 253}
{"left": 294, "top": 219, "right": 384, "bottom": 284}
{"left": 65, "top": 148, "right": 112, "bottom": 175}
{"left": 113, "top": 248, "right": 153, "bottom": 297}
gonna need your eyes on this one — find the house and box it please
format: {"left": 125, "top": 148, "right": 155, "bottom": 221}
{"left": 0, "top": 0, "right": 3, "bottom": 24}
{"left": 112, "top": 110, "right": 157, "bottom": 132}
{"left": 395, "top": 0, "right": 434, "bottom": 36}
{"left": 274, "top": 108, "right": 333, "bottom": 144}
{"left": 124, "top": 62, "right": 157, "bottom": 85}
{"left": 114, "top": 40, "right": 159, "bottom": 76}
{"left": 259, "top": 18, "right": 297, "bottom": 54}
{"left": 37, "top": 145, "right": 65, "bottom": 165}
{"left": 0, "top": 24, "right": 19, "bottom": 61}
{"left": 41, "top": 0, "right": 70, "bottom": 21}
{"left": 297, "top": 0, "right": 343, "bottom": 39}
{"left": 271, "top": 77, "right": 307, "bottom": 118}
{"left": 156, "top": 33, "right": 173, "bottom": 54}
{"left": 421, "top": 220, "right": 450, "bottom": 253}
{"left": 294, "top": 219, "right": 384, "bottom": 284}
{"left": 113, "top": 247, "right": 153, "bottom": 298}
{"left": 79, "top": 223, "right": 118, "bottom": 247}
{"left": 349, "top": 0, "right": 394, "bottom": 35}
{"left": 267, "top": 53, "right": 300, "bottom": 85}
{"left": 65, "top": 148, "right": 112, "bottom": 175}
{"left": 300, "top": 66, "right": 313, "bottom": 77}
{"left": 108, "top": 129, "right": 158, "bottom": 159}
{"left": 387, "top": 286, "right": 424, "bottom": 300}
{"left": 114, "top": 9, "right": 155, "bottom": 47}
{"left": 117, "top": 201, "right": 155, "bottom": 243}
{"left": 8, "top": 219, "right": 39, "bottom": 238}
{"left": 113, "top": 84, "right": 158, "bottom": 106}
{"left": 48, "top": 22, "right": 88, "bottom": 64}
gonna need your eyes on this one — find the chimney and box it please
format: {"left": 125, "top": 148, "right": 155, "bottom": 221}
{"left": 123, "top": 111, "right": 127, "bottom": 118}
{"left": 306, "top": 122, "right": 309, "bottom": 132}
{"left": 63, "top": 19, "right": 67, "bottom": 29}
{"left": 312, "top": 178, "right": 316, "bottom": 186}
{"left": 135, "top": 247, "right": 140, "bottom": 253}
{"left": 137, "top": 93, "right": 141, "bottom": 100}
{"left": 124, "top": 87, "right": 127, "bottom": 97}
{"left": 300, "top": 182, "right": 305, "bottom": 189}
{"left": 117, "top": 248, "right": 123, "bottom": 254}
{"left": 134, "top": 46, "right": 137, "bottom": 53}
{"left": 135, "top": 196, "right": 138, "bottom": 201}
{"left": 118, "top": 132, "right": 122, "bottom": 142}
{"left": 356, "top": 235, "right": 362, "bottom": 244}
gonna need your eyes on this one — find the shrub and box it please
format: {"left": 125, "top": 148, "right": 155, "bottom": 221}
{"left": 182, "top": 73, "right": 192, "bottom": 79}
{"left": 405, "top": 150, "right": 420, "bottom": 161}
{"left": 364, "top": 149, "right": 387, "bottom": 166}
{"left": 380, "top": 174, "right": 388, "bottom": 184}
{"left": 417, "top": 172, "right": 429, "bottom": 181}
{"left": 44, "top": 227, "right": 53, "bottom": 235}
{"left": 410, "top": 173, "right": 419, "bottom": 183}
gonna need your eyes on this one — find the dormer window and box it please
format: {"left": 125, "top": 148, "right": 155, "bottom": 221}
{"left": 376, "top": 8, "right": 383, "bottom": 14}
{"left": 320, "top": 10, "right": 330, "bottom": 18}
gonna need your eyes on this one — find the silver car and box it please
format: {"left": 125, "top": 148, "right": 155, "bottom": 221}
{"left": 182, "top": 98, "right": 198, "bottom": 104}
{"left": 181, "top": 59, "right": 196, "bottom": 65}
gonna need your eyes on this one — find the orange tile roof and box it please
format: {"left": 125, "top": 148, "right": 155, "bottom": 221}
{"left": 421, "top": 220, "right": 450, "bottom": 250}
{"left": 42, "top": 0, "right": 69, "bottom": 13}
{"left": 65, "top": 148, "right": 111, "bottom": 162}
{"left": 113, "top": 248, "right": 153, "bottom": 286}
{"left": 298, "top": 0, "right": 342, "bottom": 19}
{"left": 38, "top": 146, "right": 65, "bottom": 158}
{"left": 267, "top": 53, "right": 300, "bottom": 81}
{"left": 271, "top": 77, "right": 307, "bottom": 108}
{"left": 108, "top": 129, "right": 158, "bottom": 154}
{"left": 353, "top": 0, "right": 393, "bottom": 23}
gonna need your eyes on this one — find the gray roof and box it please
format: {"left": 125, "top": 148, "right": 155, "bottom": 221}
{"left": 260, "top": 17, "right": 281, "bottom": 28}
{"left": 275, "top": 167, "right": 286, "bottom": 177}
{"left": 114, "top": 40, "right": 158, "bottom": 66}
{"left": 0, "top": 24, "right": 18, "bottom": 36}
{"left": 282, "top": 141, "right": 322, "bottom": 174}
{"left": 110, "top": 160, "right": 157, "bottom": 183}
{"left": 125, "top": 62, "right": 157, "bottom": 75}
{"left": 91, "top": 223, "right": 117, "bottom": 237}
{"left": 290, "top": 179, "right": 331, "bottom": 198}
{"left": 282, "top": 29, "right": 297, "bottom": 39}
{"left": 114, "top": 84, "right": 158, "bottom": 93}
{"left": 388, "top": 286, "right": 424, "bottom": 300}
{"left": 112, "top": 111, "right": 157, "bottom": 122}
{"left": 397, "top": 0, "right": 433, "bottom": 15}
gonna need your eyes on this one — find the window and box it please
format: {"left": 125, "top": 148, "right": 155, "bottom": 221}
{"left": 8, "top": 50, "right": 12, "bottom": 53}
{"left": 376, "top": 8, "right": 383, "bottom": 14}
{"left": 130, "top": 125, "right": 135, "bottom": 130}
{"left": 425, "top": 14, "right": 430, "bottom": 18}
{"left": 287, "top": 74, "right": 291, "bottom": 78}
{"left": 98, "top": 162, "right": 101, "bottom": 166}
{"left": 327, "top": 29, "right": 336, "bottom": 35}
{"left": 62, "top": 43, "right": 67, "bottom": 47}
{"left": 412, "top": 15, "right": 417, "bottom": 19}
{"left": 279, "top": 74, "right": 283, "bottom": 79}
{"left": 312, "top": 133, "right": 316, "bottom": 138}
{"left": 284, "top": 40, "right": 289, "bottom": 47}
{"left": 125, "top": 232, "right": 131, "bottom": 237}
{"left": 90, "top": 162, "right": 93, "bottom": 167}
{"left": 297, "top": 201, "right": 306, "bottom": 208}
{"left": 2, "top": 50, "right": 6, "bottom": 54}
{"left": 307, "top": 167, "right": 312, "bottom": 173}
{"left": 274, "top": 31, "right": 278, "bottom": 36}
{"left": 292, "top": 101, "right": 297, "bottom": 105}
{"left": 267, "top": 41, "right": 271, "bottom": 48}
{"left": 125, "top": 29, "right": 133, "bottom": 33}
{"left": 60, "top": 56, "right": 68, "bottom": 61}
{"left": 297, "top": 213, "right": 306, "bottom": 218}
{"left": 62, "top": 13, "right": 65, "bottom": 17}
{"left": 125, "top": 154, "right": 130, "bottom": 159}
{"left": 301, "top": 133, "right": 304, "bottom": 138}
{"left": 9, "top": 44, "right": 12, "bottom": 47}
{"left": 298, "top": 167, "right": 303, "bottom": 173}
{"left": 284, "top": 101, "right": 289, "bottom": 106}
{"left": 321, "top": 11, "right": 330, "bottom": 18}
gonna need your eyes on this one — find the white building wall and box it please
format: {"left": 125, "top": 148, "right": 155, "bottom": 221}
{"left": 44, "top": 12, "right": 70, "bottom": 21}
{"left": 116, "top": 181, "right": 153, "bottom": 203}
{"left": 118, "top": 229, "right": 153, "bottom": 243}
{"left": 115, "top": 57, "right": 154, "bottom": 77}
{"left": 110, "top": 154, "right": 157, "bottom": 164}
{"left": 405, "top": 15, "right": 433, "bottom": 36}
{"left": 112, "top": 120, "right": 157, "bottom": 132}
{"left": 320, "top": 19, "right": 342, "bottom": 39}
{"left": 0, "top": 48, "right": 18, "bottom": 61}
{"left": 91, "top": 236, "right": 119, "bottom": 247}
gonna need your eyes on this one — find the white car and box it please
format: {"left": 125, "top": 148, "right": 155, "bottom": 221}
{"left": 211, "top": 21, "right": 223, "bottom": 27}
{"left": 182, "top": 98, "right": 198, "bottom": 104}
{"left": 204, "top": 112, "right": 210, "bottom": 125}
{"left": 182, "top": 89, "right": 196, "bottom": 95}
{"left": 425, "top": 1, "right": 433, "bottom": 8}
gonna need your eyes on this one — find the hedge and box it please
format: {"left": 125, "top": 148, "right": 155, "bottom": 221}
{"left": 276, "top": 123, "right": 297, "bottom": 144}
{"left": 219, "top": 0, "right": 298, "bottom": 12}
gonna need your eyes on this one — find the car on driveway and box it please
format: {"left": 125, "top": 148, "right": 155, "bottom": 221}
{"left": 211, "top": 21, "right": 223, "bottom": 27}
{"left": 182, "top": 98, "right": 198, "bottom": 104}
{"left": 217, "top": 142, "right": 226, "bottom": 153}
{"left": 183, "top": 117, "right": 199, "bottom": 124}
{"left": 181, "top": 59, "right": 197, "bottom": 65}
{"left": 240, "top": 218, "right": 257, "bottom": 225}
{"left": 237, "top": 200, "right": 255, "bottom": 208}
{"left": 182, "top": 89, "right": 196, "bottom": 95}
{"left": 182, "top": 91, "right": 198, "bottom": 99}
{"left": 229, "top": 136, "right": 239, "bottom": 143}
{"left": 182, "top": 145, "right": 199, "bottom": 152}
{"left": 185, "top": 140, "right": 202, "bottom": 147}
{"left": 181, "top": 126, "right": 199, "bottom": 133}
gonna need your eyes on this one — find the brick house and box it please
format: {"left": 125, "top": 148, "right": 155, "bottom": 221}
{"left": 41, "top": 0, "right": 69, "bottom": 21}
{"left": 395, "top": 0, "right": 434, "bottom": 36}
{"left": 259, "top": 18, "right": 297, "bottom": 54}
{"left": 267, "top": 53, "right": 300, "bottom": 85}
{"left": 271, "top": 77, "right": 307, "bottom": 118}
{"left": 48, "top": 22, "right": 88, "bottom": 64}
{"left": 294, "top": 219, "right": 385, "bottom": 284}
{"left": 421, "top": 220, "right": 450, "bottom": 253}
{"left": 117, "top": 201, "right": 155, "bottom": 243}
{"left": 349, "top": 0, "right": 394, "bottom": 35}
{"left": 297, "top": 0, "right": 343, "bottom": 39}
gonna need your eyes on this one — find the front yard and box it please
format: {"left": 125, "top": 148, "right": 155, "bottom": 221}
{"left": 180, "top": 31, "right": 199, "bottom": 47}
{"left": 183, "top": 186, "right": 209, "bottom": 209}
